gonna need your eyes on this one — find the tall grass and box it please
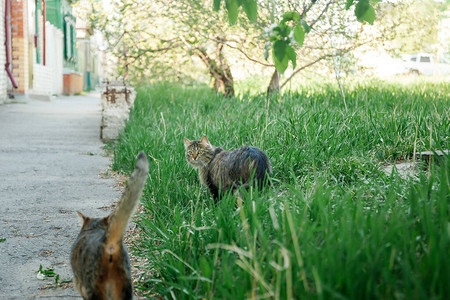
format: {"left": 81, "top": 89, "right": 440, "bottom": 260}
{"left": 112, "top": 79, "right": 449, "bottom": 299}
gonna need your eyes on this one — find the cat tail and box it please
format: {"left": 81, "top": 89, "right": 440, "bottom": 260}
{"left": 106, "top": 151, "right": 149, "bottom": 247}
{"left": 248, "top": 147, "right": 272, "bottom": 188}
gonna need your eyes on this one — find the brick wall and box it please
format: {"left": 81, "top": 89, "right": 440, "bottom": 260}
{"left": 11, "top": 0, "right": 29, "bottom": 94}
{"left": 0, "top": 0, "right": 7, "bottom": 102}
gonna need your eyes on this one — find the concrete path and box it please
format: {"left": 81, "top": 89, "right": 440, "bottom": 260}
{"left": 0, "top": 94, "right": 121, "bottom": 298}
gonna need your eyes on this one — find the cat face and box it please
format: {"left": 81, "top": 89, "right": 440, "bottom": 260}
{"left": 184, "top": 136, "right": 214, "bottom": 168}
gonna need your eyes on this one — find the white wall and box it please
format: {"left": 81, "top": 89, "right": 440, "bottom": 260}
{"left": 32, "top": 64, "right": 54, "bottom": 99}
{"left": 45, "top": 22, "right": 63, "bottom": 95}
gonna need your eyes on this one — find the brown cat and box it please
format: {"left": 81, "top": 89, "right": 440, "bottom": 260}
{"left": 184, "top": 136, "right": 271, "bottom": 199}
{"left": 71, "top": 152, "right": 149, "bottom": 300}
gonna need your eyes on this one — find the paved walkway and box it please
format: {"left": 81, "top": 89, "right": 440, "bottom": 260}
{"left": 0, "top": 94, "right": 120, "bottom": 298}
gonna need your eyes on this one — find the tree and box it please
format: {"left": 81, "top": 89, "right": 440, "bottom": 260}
{"left": 214, "top": 0, "right": 379, "bottom": 74}
{"left": 380, "top": 0, "right": 446, "bottom": 56}
{"left": 85, "top": 0, "right": 418, "bottom": 97}
{"left": 84, "top": 0, "right": 260, "bottom": 96}
{"left": 162, "top": 0, "right": 246, "bottom": 97}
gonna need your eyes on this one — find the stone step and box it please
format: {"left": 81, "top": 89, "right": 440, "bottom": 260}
{"left": 416, "top": 150, "right": 448, "bottom": 165}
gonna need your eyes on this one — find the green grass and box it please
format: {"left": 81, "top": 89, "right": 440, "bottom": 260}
{"left": 112, "top": 79, "right": 449, "bottom": 299}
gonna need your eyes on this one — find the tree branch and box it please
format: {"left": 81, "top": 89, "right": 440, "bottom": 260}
{"left": 280, "top": 37, "right": 378, "bottom": 90}
{"left": 300, "top": 0, "right": 318, "bottom": 19}
{"left": 309, "top": 0, "right": 336, "bottom": 30}
{"left": 192, "top": 31, "right": 274, "bottom": 68}
{"left": 127, "top": 42, "right": 181, "bottom": 64}
{"left": 223, "top": 42, "right": 274, "bottom": 67}
{"left": 280, "top": 54, "right": 333, "bottom": 90}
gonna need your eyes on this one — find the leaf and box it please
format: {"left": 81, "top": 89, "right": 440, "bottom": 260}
{"left": 286, "top": 45, "right": 297, "bottom": 69}
{"left": 199, "top": 256, "right": 212, "bottom": 277}
{"left": 282, "top": 11, "right": 300, "bottom": 23}
{"left": 213, "top": 0, "right": 221, "bottom": 11}
{"left": 293, "top": 25, "right": 305, "bottom": 46}
{"left": 273, "top": 40, "right": 287, "bottom": 63}
{"left": 225, "top": 0, "right": 239, "bottom": 25}
{"left": 355, "top": 0, "right": 370, "bottom": 20}
{"left": 242, "top": 0, "right": 257, "bottom": 23}
{"left": 346, "top": 0, "right": 354, "bottom": 10}
{"left": 0, "top": 238, "right": 6, "bottom": 242}
{"left": 273, "top": 41, "right": 289, "bottom": 73}
{"left": 301, "top": 20, "right": 310, "bottom": 33}
{"left": 363, "top": 4, "right": 376, "bottom": 25}
{"left": 274, "top": 23, "right": 290, "bottom": 38}
{"left": 273, "top": 51, "right": 289, "bottom": 74}
{"left": 355, "top": 0, "right": 375, "bottom": 25}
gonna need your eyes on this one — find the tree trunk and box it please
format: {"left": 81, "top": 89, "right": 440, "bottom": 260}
{"left": 266, "top": 69, "right": 280, "bottom": 96}
{"left": 196, "top": 45, "right": 235, "bottom": 97}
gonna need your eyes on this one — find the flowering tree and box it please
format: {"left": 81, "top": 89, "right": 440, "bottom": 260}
{"left": 215, "top": 0, "right": 378, "bottom": 73}
{"left": 86, "top": 0, "right": 408, "bottom": 97}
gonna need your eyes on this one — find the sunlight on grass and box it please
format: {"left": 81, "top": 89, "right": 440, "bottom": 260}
{"left": 112, "top": 79, "right": 449, "bottom": 299}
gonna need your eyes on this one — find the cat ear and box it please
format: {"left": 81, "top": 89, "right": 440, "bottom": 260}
{"left": 183, "top": 138, "right": 192, "bottom": 149}
{"left": 76, "top": 211, "right": 89, "bottom": 225}
{"left": 200, "top": 136, "right": 210, "bottom": 146}
{"left": 101, "top": 215, "right": 111, "bottom": 226}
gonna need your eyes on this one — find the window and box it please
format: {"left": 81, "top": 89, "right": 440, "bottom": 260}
{"left": 419, "top": 56, "right": 431, "bottom": 63}
{"left": 63, "top": 20, "right": 68, "bottom": 59}
{"left": 63, "top": 15, "right": 76, "bottom": 61}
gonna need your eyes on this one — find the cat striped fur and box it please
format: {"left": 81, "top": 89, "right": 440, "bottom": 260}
{"left": 71, "top": 152, "right": 149, "bottom": 300}
{"left": 184, "top": 136, "right": 271, "bottom": 199}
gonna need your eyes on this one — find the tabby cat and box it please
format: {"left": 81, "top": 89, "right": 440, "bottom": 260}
{"left": 71, "top": 152, "right": 149, "bottom": 300}
{"left": 184, "top": 136, "right": 271, "bottom": 199}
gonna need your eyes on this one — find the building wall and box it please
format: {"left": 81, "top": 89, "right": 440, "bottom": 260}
{"left": 77, "top": 33, "right": 104, "bottom": 91}
{"left": 0, "top": 0, "right": 7, "bottom": 102}
{"left": 46, "top": 0, "right": 62, "bottom": 30}
{"left": 37, "top": 10, "right": 44, "bottom": 65}
{"left": 74, "top": 0, "right": 104, "bottom": 91}
{"left": 45, "top": 22, "right": 63, "bottom": 94}
{"left": 77, "top": 39, "right": 89, "bottom": 90}
{"left": 29, "top": 10, "right": 54, "bottom": 99}
{"left": 11, "top": 0, "right": 29, "bottom": 94}
{"left": 9, "top": 0, "right": 81, "bottom": 98}
{"left": 63, "top": 13, "right": 77, "bottom": 71}
{"left": 9, "top": 0, "right": 58, "bottom": 98}
{"left": 33, "top": 63, "right": 53, "bottom": 97}
{"left": 48, "top": 0, "right": 78, "bottom": 72}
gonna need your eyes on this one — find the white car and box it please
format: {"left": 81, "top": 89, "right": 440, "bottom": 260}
{"left": 405, "top": 53, "right": 450, "bottom": 76}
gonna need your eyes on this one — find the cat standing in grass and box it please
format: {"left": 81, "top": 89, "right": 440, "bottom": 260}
{"left": 71, "top": 152, "right": 149, "bottom": 300}
{"left": 184, "top": 136, "right": 271, "bottom": 199}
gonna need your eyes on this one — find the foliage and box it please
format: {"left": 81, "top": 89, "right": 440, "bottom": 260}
{"left": 213, "top": 0, "right": 258, "bottom": 25}
{"left": 381, "top": 0, "right": 448, "bottom": 56}
{"left": 82, "top": 0, "right": 256, "bottom": 86}
{"left": 111, "top": 78, "right": 449, "bottom": 299}
{"left": 84, "top": 0, "right": 406, "bottom": 92}
{"left": 37, "top": 265, "right": 60, "bottom": 284}
{"left": 216, "top": 0, "right": 382, "bottom": 73}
